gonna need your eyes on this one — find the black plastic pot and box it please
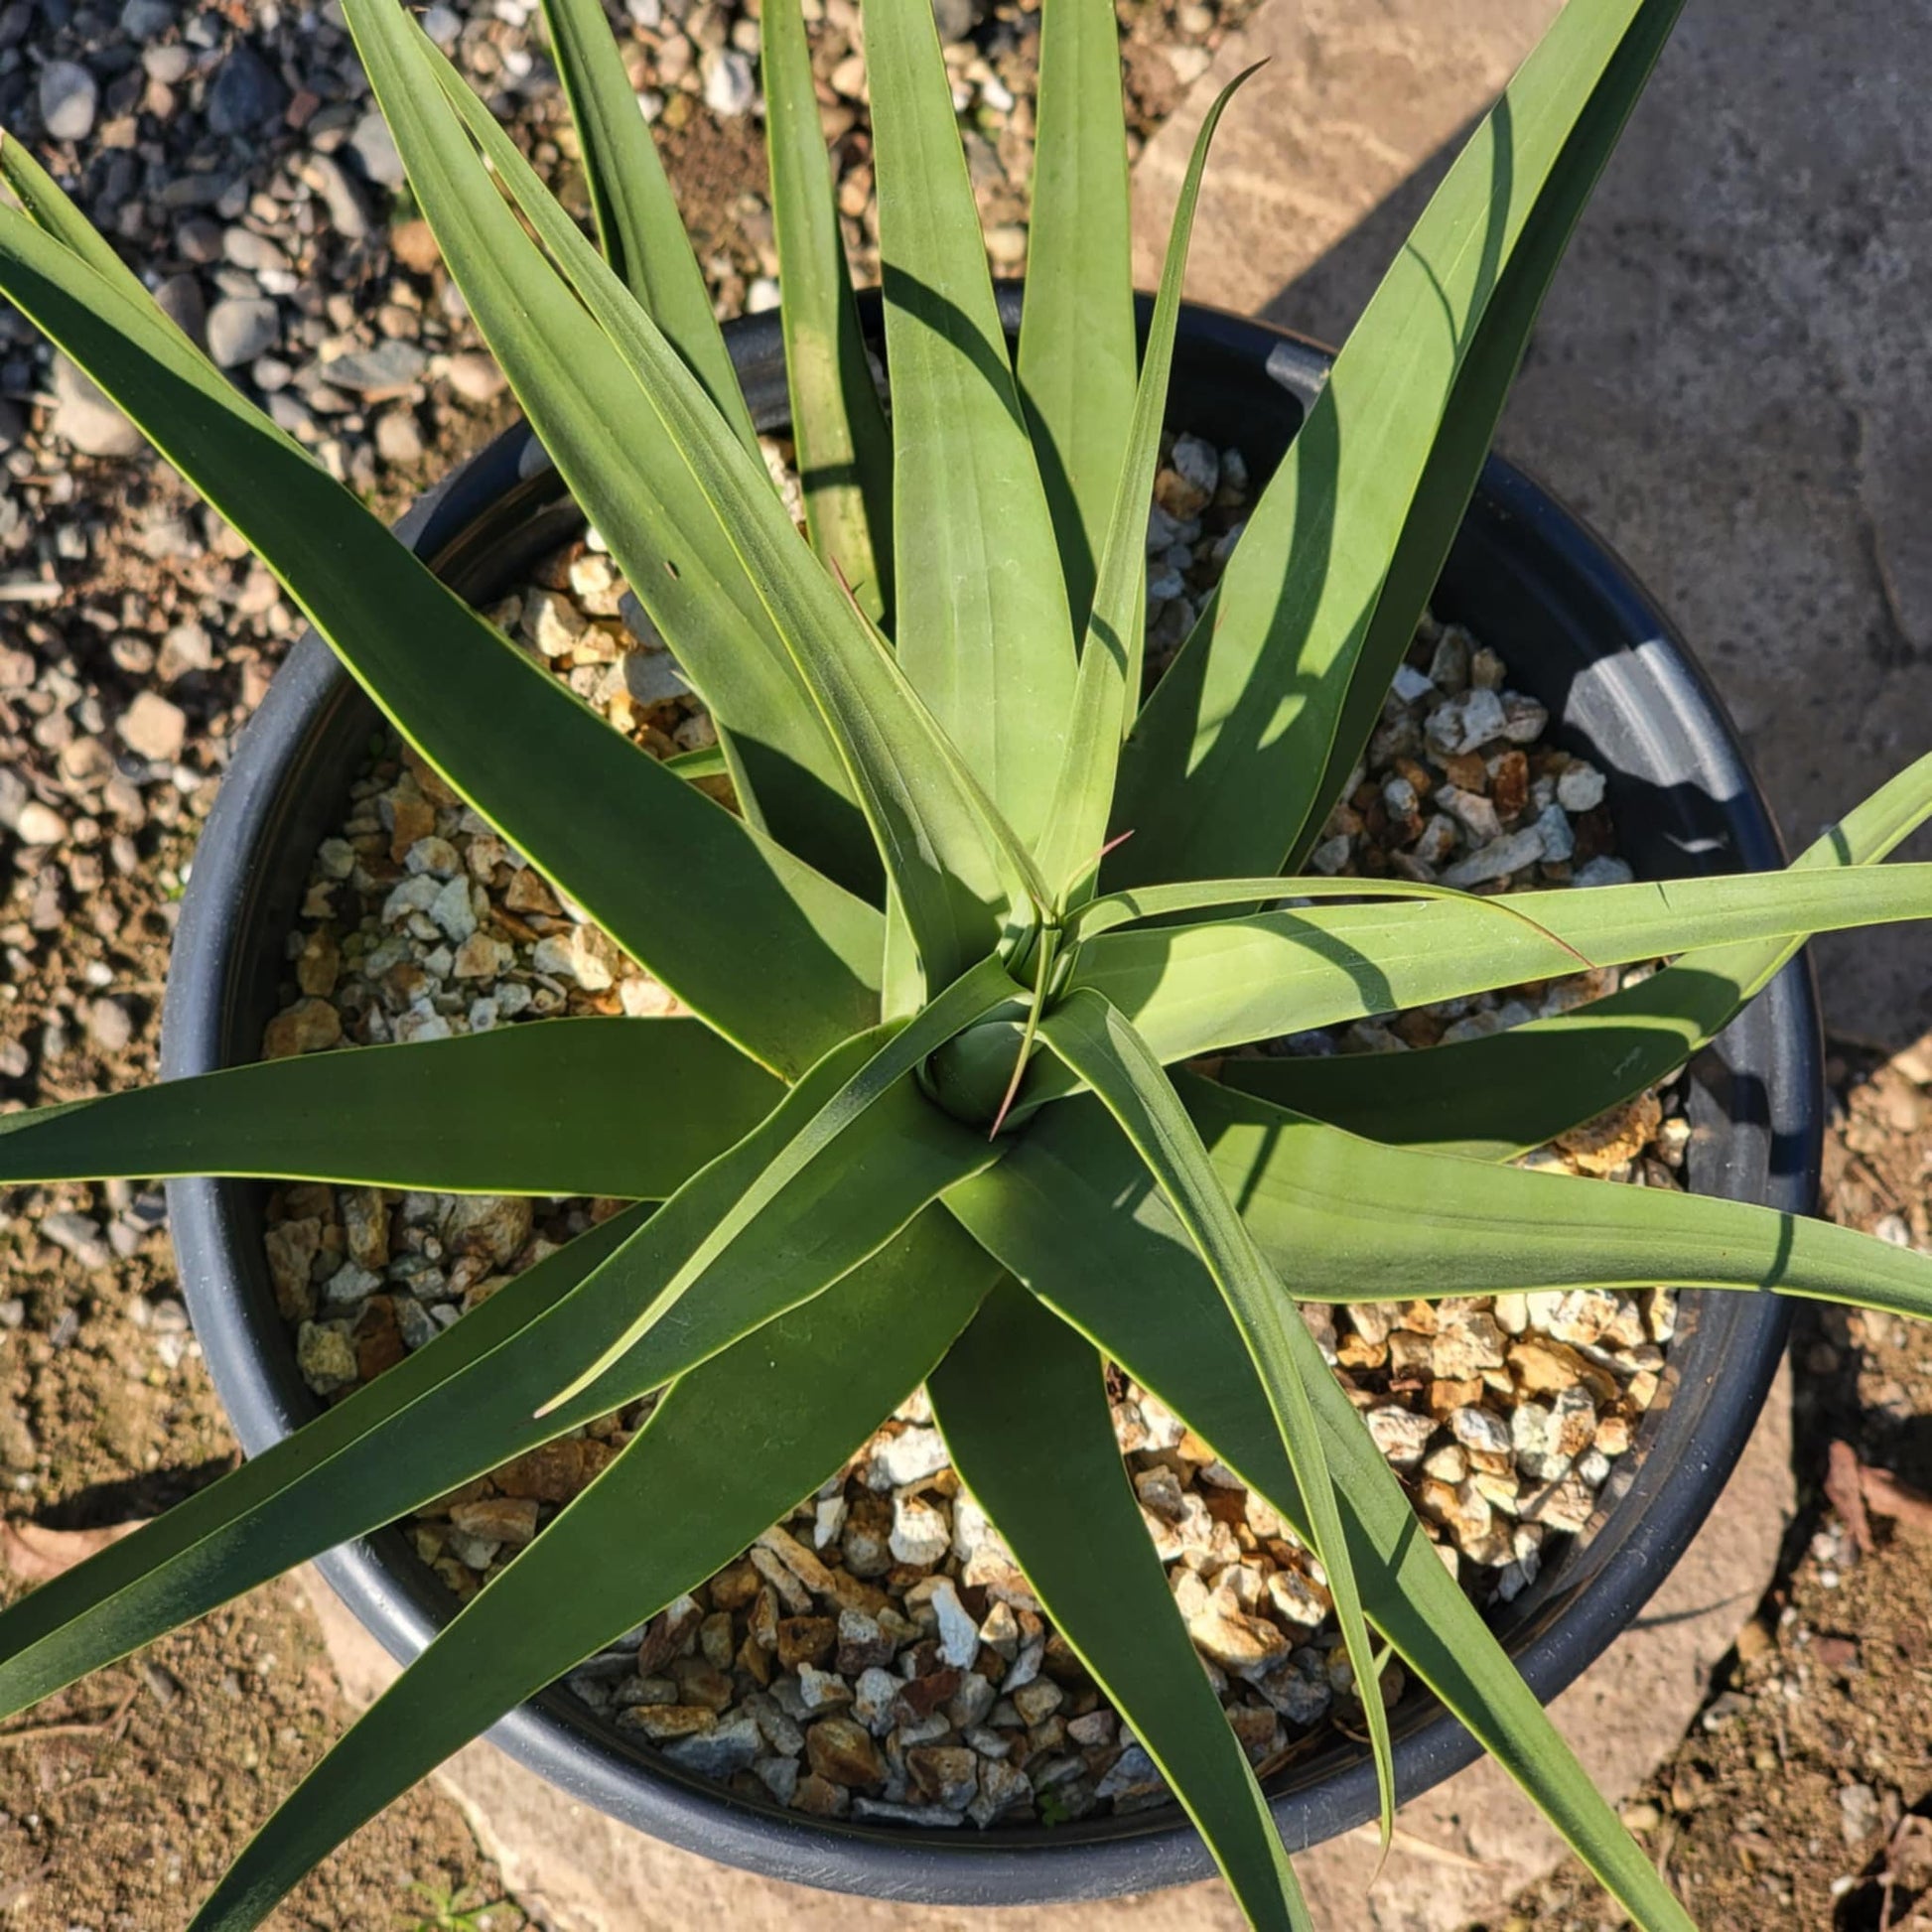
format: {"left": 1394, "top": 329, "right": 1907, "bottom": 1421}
{"left": 161, "top": 294, "right": 1820, "bottom": 1905}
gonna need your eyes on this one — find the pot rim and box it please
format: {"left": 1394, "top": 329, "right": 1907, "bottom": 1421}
{"left": 162, "top": 293, "right": 1817, "bottom": 1906}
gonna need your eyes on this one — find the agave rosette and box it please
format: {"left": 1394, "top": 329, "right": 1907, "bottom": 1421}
{"left": 0, "top": 1, "right": 1929, "bottom": 1926}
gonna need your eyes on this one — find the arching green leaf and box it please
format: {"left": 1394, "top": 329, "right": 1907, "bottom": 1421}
{"left": 1015, "top": 0, "right": 1135, "bottom": 630}
{"left": 1035, "top": 990, "right": 1398, "bottom": 1859}
{"left": 1227, "top": 749, "right": 1932, "bottom": 1156}
{"left": 538, "top": 0, "right": 761, "bottom": 452}
{"left": 1112, "top": 0, "right": 1686, "bottom": 890}
{"left": 0, "top": 1020, "right": 776, "bottom": 1198}
{"left": 188, "top": 1213, "right": 999, "bottom": 1932}
{"left": 762, "top": 0, "right": 895, "bottom": 617}
{"left": 866, "top": 0, "right": 1077, "bottom": 849}
{"left": 0, "top": 202, "right": 879, "bottom": 1081}
{"left": 931, "top": 1280, "right": 1310, "bottom": 1929}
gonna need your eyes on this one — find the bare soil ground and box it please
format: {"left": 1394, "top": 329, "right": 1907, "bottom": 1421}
{"left": 1483, "top": 1037, "right": 1932, "bottom": 1932}
{"left": 0, "top": 449, "right": 529, "bottom": 1926}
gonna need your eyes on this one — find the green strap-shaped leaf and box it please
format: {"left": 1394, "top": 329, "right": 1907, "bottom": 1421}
{"left": 0, "top": 1033, "right": 993, "bottom": 1725}
{"left": 353, "top": 0, "right": 1035, "bottom": 984}
{"left": 1, "top": 133, "right": 161, "bottom": 308}
{"left": 1228, "top": 749, "right": 1932, "bottom": 1156}
{"left": 762, "top": 0, "right": 895, "bottom": 619}
{"left": 662, "top": 742, "right": 731, "bottom": 782}
{"left": 1064, "top": 869, "right": 1582, "bottom": 942}
{"left": 1035, "top": 989, "right": 1398, "bottom": 1858}
{"left": 188, "top": 1213, "right": 1000, "bottom": 1932}
{"left": 944, "top": 1108, "right": 1695, "bottom": 1932}
{"left": 1186, "top": 1074, "right": 1932, "bottom": 1319}
{"left": 1074, "top": 861, "right": 1932, "bottom": 1071}
{"left": 865, "top": 0, "right": 1077, "bottom": 849}
{"left": 1282, "top": 0, "right": 1685, "bottom": 869}
{"left": 0, "top": 206, "right": 879, "bottom": 1083}
{"left": 538, "top": 0, "right": 760, "bottom": 454}
{"left": 403, "top": 11, "right": 875, "bottom": 891}
{"left": 1037, "top": 69, "right": 1257, "bottom": 904}
{"left": 1112, "top": 0, "right": 1680, "bottom": 890}
{"left": 1013, "top": 0, "right": 1135, "bottom": 631}
{"left": 0, "top": 1019, "right": 776, "bottom": 1198}
{"left": 0, "top": 1206, "right": 646, "bottom": 1722}
{"left": 542, "top": 954, "right": 1020, "bottom": 1412}
{"left": 930, "top": 1280, "right": 1311, "bottom": 1931}
{"left": 537, "top": 1024, "right": 1000, "bottom": 1409}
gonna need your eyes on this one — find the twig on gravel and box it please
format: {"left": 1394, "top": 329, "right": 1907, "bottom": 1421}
{"left": 0, "top": 1683, "right": 138, "bottom": 1747}
{"left": 1342, "top": 1821, "right": 1493, "bottom": 1874}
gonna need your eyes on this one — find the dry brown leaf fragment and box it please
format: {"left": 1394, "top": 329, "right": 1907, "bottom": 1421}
{"left": 1553, "top": 1090, "right": 1663, "bottom": 1174}
{"left": 1862, "top": 1465, "right": 1932, "bottom": 1539}
{"left": 1826, "top": 1438, "right": 1876, "bottom": 1556}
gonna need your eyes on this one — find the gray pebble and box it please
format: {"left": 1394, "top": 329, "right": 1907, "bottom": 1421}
{"left": 144, "top": 44, "right": 192, "bottom": 85}
{"left": 120, "top": 0, "right": 177, "bottom": 33}
{"left": 1425, "top": 686, "right": 1507, "bottom": 757}
{"left": 44, "top": 1211, "right": 112, "bottom": 1270}
{"left": 221, "top": 226, "right": 289, "bottom": 275}
{"left": 1533, "top": 801, "right": 1576, "bottom": 864}
{"left": 302, "top": 152, "right": 375, "bottom": 241}
{"left": 622, "top": 648, "right": 689, "bottom": 708}
{"left": 206, "top": 296, "right": 281, "bottom": 369}
{"left": 153, "top": 273, "right": 207, "bottom": 349}
{"left": 40, "top": 60, "right": 99, "bottom": 142}
{"left": 348, "top": 109, "right": 405, "bottom": 189}
{"left": 701, "top": 47, "right": 757, "bottom": 116}
{"left": 1556, "top": 760, "right": 1606, "bottom": 812}
{"left": 930, "top": 0, "right": 984, "bottom": 40}
{"left": 85, "top": 997, "right": 135, "bottom": 1053}
{"left": 205, "top": 45, "right": 288, "bottom": 138}
{"left": 50, "top": 354, "right": 141, "bottom": 459}
{"left": 1442, "top": 826, "right": 1546, "bottom": 889}
{"left": 662, "top": 1713, "right": 762, "bottom": 1779}
{"left": 1573, "top": 854, "right": 1634, "bottom": 890}
{"left": 321, "top": 340, "right": 429, "bottom": 393}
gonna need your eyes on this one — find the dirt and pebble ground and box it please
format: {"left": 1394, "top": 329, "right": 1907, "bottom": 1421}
{"left": 0, "top": 0, "right": 1254, "bottom": 1922}
{"left": 1483, "top": 1038, "right": 1932, "bottom": 1932}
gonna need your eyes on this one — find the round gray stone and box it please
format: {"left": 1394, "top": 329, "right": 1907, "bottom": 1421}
{"left": 347, "top": 110, "right": 405, "bottom": 190}
{"left": 120, "top": 0, "right": 177, "bottom": 34}
{"left": 153, "top": 273, "right": 207, "bottom": 349}
{"left": 206, "top": 296, "right": 281, "bottom": 369}
{"left": 930, "top": 0, "right": 984, "bottom": 42}
{"left": 51, "top": 354, "right": 142, "bottom": 459}
{"left": 39, "top": 59, "right": 98, "bottom": 142}
{"left": 204, "top": 44, "right": 288, "bottom": 138}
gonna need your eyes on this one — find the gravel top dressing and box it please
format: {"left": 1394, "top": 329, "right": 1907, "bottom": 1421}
{"left": 258, "top": 430, "right": 1682, "bottom": 1832}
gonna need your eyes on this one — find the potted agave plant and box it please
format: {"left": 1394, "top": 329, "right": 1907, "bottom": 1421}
{"left": 2, "top": 0, "right": 1931, "bottom": 1923}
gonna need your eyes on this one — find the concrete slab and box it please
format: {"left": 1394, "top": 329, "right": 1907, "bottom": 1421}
{"left": 302, "top": 1364, "right": 1790, "bottom": 1931}
{"left": 1134, "top": 0, "right": 1932, "bottom": 1043}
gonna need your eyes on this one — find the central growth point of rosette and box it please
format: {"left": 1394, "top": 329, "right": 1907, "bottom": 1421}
{"left": 919, "top": 918, "right": 1071, "bottom": 1130}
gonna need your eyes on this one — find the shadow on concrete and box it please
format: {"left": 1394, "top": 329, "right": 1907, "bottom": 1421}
{"left": 1249, "top": 0, "right": 1932, "bottom": 1046}
{"left": 1255, "top": 118, "right": 1473, "bottom": 351}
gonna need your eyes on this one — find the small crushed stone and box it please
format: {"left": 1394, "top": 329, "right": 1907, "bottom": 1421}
{"left": 261, "top": 431, "right": 1682, "bottom": 1830}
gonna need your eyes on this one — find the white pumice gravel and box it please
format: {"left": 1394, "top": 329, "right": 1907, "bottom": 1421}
{"left": 263, "top": 433, "right": 1682, "bottom": 1828}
